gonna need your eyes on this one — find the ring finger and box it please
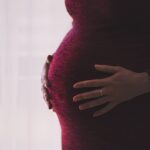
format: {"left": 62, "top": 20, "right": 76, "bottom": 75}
{"left": 73, "top": 88, "right": 107, "bottom": 102}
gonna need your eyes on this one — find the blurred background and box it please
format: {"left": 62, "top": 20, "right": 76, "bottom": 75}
{"left": 0, "top": 0, "right": 72, "bottom": 149}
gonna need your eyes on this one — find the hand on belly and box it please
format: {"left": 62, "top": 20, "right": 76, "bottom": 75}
{"left": 72, "top": 64, "right": 150, "bottom": 118}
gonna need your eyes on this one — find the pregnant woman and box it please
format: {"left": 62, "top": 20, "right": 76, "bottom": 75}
{"left": 41, "top": 0, "right": 150, "bottom": 149}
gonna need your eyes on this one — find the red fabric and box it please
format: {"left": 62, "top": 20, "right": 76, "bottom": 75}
{"left": 48, "top": 0, "right": 150, "bottom": 149}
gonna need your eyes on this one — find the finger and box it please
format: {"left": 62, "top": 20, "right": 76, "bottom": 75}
{"left": 42, "top": 91, "right": 53, "bottom": 109}
{"left": 93, "top": 102, "right": 117, "bottom": 117}
{"left": 43, "top": 87, "right": 53, "bottom": 109}
{"left": 73, "top": 78, "right": 110, "bottom": 88}
{"left": 73, "top": 88, "right": 107, "bottom": 102}
{"left": 41, "top": 63, "right": 49, "bottom": 83}
{"left": 46, "top": 55, "right": 53, "bottom": 64}
{"left": 44, "top": 62, "right": 50, "bottom": 77}
{"left": 41, "top": 61, "right": 52, "bottom": 88}
{"left": 79, "top": 96, "right": 110, "bottom": 110}
{"left": 42, "top": 78, "right": 51, "bottom": 89}
{"left": 41, "top": 55, "right": 52, "bottom": 78}
{"left": 94, "top": 64, "right": 122, "bottom": 74}
{"left": 41, "top": 86, "right": 51, "bottom": 102}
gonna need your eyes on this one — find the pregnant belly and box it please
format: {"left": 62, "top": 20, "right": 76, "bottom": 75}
{"left": 48, "top": 27, "right": 150, "bottom": 149}
{"left": 48, "top": 27, "right": 150, "bottom": 120}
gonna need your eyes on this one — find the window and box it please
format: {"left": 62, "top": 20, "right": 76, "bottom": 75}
{"left": 0, "top": 0, "right": 72, "bottom": 150}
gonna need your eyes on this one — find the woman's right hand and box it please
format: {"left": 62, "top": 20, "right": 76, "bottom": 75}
{"left": 41, "top": 55, "right": 53, "bottom": 109}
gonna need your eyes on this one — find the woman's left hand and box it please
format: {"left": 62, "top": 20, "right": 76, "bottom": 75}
{"left": 73, "top": 64, "right": 150, "bottom": 118}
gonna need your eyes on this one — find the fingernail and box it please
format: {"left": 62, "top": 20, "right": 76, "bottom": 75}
{"left": 73, "top": 97, "right": 77, "bottom": 102}
{"left": 73, "top": 84, "right": 76, "bottom": 88}
{"left": 73, "top": 95, "right": 80, "bottom": 101}
{"left": 73, "top": 84, "right": 79, "bottom": 88}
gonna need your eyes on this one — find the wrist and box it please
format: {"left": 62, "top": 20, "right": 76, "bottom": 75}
{"left": 137, "top": 72, "right": 150, "bottom": 95}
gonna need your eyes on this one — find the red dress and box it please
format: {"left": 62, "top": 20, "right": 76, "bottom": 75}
{"left": 48, "top": 0, "right": 150, "bottom": 149}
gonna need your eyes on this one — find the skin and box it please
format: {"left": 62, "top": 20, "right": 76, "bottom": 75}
{"left": 41, "top": 55, "right": 150, "bottom": 117}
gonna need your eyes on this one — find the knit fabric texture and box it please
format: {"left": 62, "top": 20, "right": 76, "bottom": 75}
{"left": 47, "top": 1, "right": 150, "bottom": 149}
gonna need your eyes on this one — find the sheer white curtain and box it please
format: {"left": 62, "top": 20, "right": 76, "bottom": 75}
{"left": 0, "top": 0, "right": 72, "bottom": 150}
